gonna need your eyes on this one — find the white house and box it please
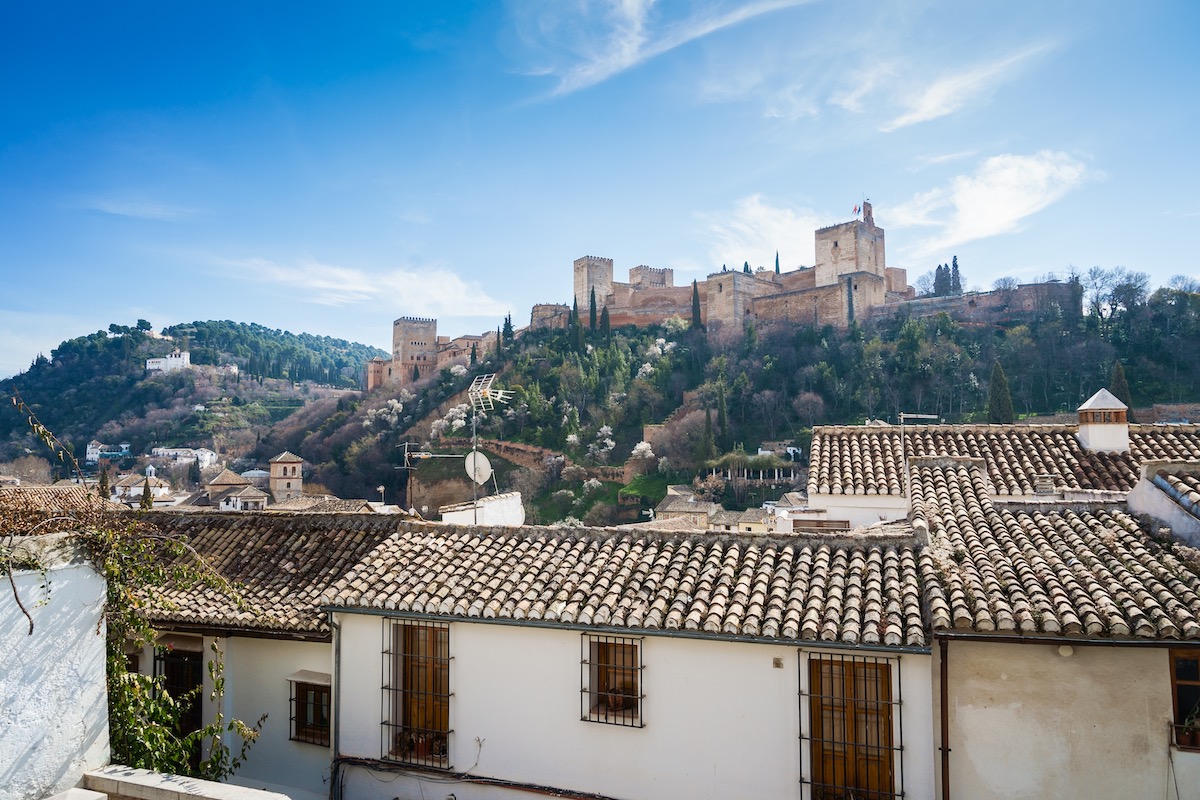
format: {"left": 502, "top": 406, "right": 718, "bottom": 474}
{"left": 438, "top": 491, "right": 526, "bottom": 526}
{"left": 324, "top": 522, "right": 937, "bottom": 800}
{"left": 138, "top": 512, "right": 406, "bottom": 800}
{"left": 146, "top": 348, "right": 191, "bottom": 373}
{"left": 0, "top": 486, "right": 117, "bottom": 800}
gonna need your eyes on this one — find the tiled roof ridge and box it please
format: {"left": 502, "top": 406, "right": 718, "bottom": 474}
{"left": 324, "top": 519, "right": 927, "bottom": 647}
{"left": 918, "top": 461, "right": 1200, "bottom": 640}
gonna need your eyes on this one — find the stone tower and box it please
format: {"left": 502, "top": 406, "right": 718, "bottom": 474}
{"left": 392, "top": 317, "right": 438, "bottom": 385}
{"left": 813, "top": 200, "right": 886, "bottom": 288}
{"left": 269, "top": 451, "right": 303, "bottom": 502}
{"left": 573, "top": 255, "right": 614, "bottom": 310}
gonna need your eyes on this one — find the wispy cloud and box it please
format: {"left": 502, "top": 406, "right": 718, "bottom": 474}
{"left": 215, "top": 257, "right": 508, "bottom": 317}
{"left": 828, "top": 62, "right": 894, "bottom": 113}
{"left": 881, "top": 43, "right": 1050, "bottom": 132}
{"left": 699, "top": 194, "right": 825, "bottom": 269}
{"left": 78, "top": 196, "right": 201, "bottom": 221}
{"left": 892, "top": 150, "right": 1093, "bottom": 259}
{"left": 532, "top": 0, "right": 810, "bottom": 98}
{"left": 914, "top": 150, "right": 978, "bottom": 167}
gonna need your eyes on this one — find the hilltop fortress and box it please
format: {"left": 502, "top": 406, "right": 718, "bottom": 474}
{"left": 533, "top": 201, "right": 1078, "bottom": 333}
{"left": 368, "top": 202, "right": 1080, "bottom": 390}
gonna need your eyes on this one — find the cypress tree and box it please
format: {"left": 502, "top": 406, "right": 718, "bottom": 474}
{"left": 1110, "top": 360, "right": 1134, "bottom": 422}
{"left": 987, "top": 361, "right": 1015, "bottom": 424}
{"left": 97, "top": 468, "right": 109, "bottom": 498}
{"left": 691, "top": 280, "right": 703, "bottom": 330}
{"left": 704, "top": 407, "right": 716, "bottom": 459}
{"left": 502, "top": 314, "right": 514, "bottom": 343}
{"left": 589, "top": 287, "right": 597, "bottom": 332}
{"left": 950, "top": 256, "right": 962, "bottom": 295}
{"left": 775, "top": 251, "right": 780, "bottom": 274}
{"left": 139, "top": 477, "right": 154, "bottom": 510}
{"left": 743, "top": 261, "right": 751, "bottom": 274}
{"left": 600, "top": 306, "right": 610, "bottom": 341}
{"left": 470, "top": 343, "right": 478, "bottom": 364}
{"left": 412, "top": 365, "right": 420, "bottom": 383}
{"left": 717, "top": 382, "right": 729, "bottom": 451}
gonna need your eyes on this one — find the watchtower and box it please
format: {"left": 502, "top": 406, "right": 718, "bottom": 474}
{"left": 392, "top": 317, "right": 438, "bottom": 384}
{"left": 814, "top": 201, "right": 886, "bottom": 288}
{"left": 574, "top": 256, "right": 614, "bottom": 310}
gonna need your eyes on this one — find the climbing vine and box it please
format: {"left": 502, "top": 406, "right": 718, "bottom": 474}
{"left": 4, "top": 392, "right": 264, "bottom": 780}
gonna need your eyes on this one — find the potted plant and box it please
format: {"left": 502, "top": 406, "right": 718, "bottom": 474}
{"left": 1177, "top": 703, "right": 1200, "bottom": 748}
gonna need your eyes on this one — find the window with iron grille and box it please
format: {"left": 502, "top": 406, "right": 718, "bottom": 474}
{"left": 288, "top": 672, "right": 331, "bottom": 746}
{"left": 581, "top": 634, "right": 643, "bottom": 727}
{"left": 382, "top": 621, "right": 451, "bottom": 767}
{"left": 1172, "top": 649, "right": 1200, "bottom": 749}
{"left": 800, "top": 652, "right": 903, "bottom": 800}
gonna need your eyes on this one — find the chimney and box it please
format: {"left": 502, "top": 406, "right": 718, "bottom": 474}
{"left": 1076, "top": 388, "right": 1130, "bottom": 453}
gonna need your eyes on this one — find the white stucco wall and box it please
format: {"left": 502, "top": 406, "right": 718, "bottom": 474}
{"left": 941, "top": 639, "right": 1200, "bottom": 800}
{"left": 1128, "top": 478, "right": 1200, "bottom": 546}
{"left": 807, "top": 493, "right": 910, "bottom": 528}
{"left": 136, "top": 633, "right": 332, "bottom": 800}
{"left": 0, "top": 537, "right": 108, "bottom": 800}
{"left": 222, "top": 637, "right": 333, "bottom": 800}
{"left": 334, "top": 613, "right": 935, "bottom": 800}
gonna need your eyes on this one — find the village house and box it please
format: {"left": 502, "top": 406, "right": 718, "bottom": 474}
{"left": 132, "top": 512, "right": 408, "bottom": 800}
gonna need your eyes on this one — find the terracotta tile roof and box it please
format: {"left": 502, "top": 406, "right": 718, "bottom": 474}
{"left": 325, "top": 523, "right": 928, "bottom": 647}
{"left": 207, "top": 468, "right": 250, "bottom": 487}
{"left": 145, "top": 513, "right": 404, "bottom": 637}
{"left": 914, "top": 460, "right": 1200, "bottom": 640}
{"left": 0, "top": 485, "right": 124, "bottom": 523}
{"left": 808, "top": 423, "right": 1200, "bottom": 497}
{"left": 269, "top": 495, "right": 375, "bottom": 513}
{"left": 1152, "top": 469, "right": 1200, "bottom": 522}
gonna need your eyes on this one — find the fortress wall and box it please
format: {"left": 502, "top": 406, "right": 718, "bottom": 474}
{"left": 861, "top": 281, "right": 1081, "bottom": 324}
{"left": 531, "top": 303, "right": 570, "bottom": 330}
{"left": 780, "top": 268, "right": 817, "bottom": 292}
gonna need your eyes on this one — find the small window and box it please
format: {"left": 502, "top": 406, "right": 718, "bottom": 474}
{"left": 289, "top": 672, "right": 331, "bottom": 746}
{"left": 1172, "top": 649, "right": 1200, "bottom": 749}
{"left": 581, "top": 634, "right": 643, "bottom": 727}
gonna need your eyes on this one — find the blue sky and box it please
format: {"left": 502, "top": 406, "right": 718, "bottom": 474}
{"left": 2, "top": 1, "right": 1198, "bottom": 379}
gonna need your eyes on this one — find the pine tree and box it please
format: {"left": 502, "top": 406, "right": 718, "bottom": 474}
{"left": 589, "top": 287, "right": 597, "bottom": 332}
{"left": 691, "top": 280, "right": 703, "bottom": 330}
{"left": 600, "top": 306, "right": 610, "bottom": 341}
{"left": 950, "top": 256, "right": 962, "bottom": 295}
{"left": 1110, "top": 360, "right": 1134, "bottom": 422}
{"left": 775, "top": 251, "right": 780, "bottom": 274}
{"left": 987, "top": 361, "right": 1015, "bottom": 424}
{"left": 139, "top": 477, "right": 154, "bottom": 511}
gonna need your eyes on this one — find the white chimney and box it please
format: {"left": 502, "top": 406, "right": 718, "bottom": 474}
{"left": 1076, "top": 388, "right": 1130, "bottom": 453}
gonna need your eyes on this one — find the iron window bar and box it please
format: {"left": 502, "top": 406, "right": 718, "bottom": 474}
{"left": 799, "top": 651, "right": 904, "bottom": 800}
{"left": 382, "top": 619, "right": 453, "bottom": 768}
{"left": 289, "top": 679, "right": 331, "bottom": 746}
{"left": 581, "top": 633, "right": 645, "bottom": 728}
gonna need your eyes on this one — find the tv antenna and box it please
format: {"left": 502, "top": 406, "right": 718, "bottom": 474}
{"left": 465, "top": 373, "right": 512, "bottom": 523}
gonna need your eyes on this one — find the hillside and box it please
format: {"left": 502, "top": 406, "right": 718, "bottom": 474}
{"left": 0, "top": 321, "right": 387, "bottom": 464}
{"left": 253, "top": 276, "right": 1200, "bottom": 522}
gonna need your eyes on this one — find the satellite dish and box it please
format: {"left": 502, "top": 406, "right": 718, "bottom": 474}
{"left": 465, "top": 450, "right": 492, "bottom": 485}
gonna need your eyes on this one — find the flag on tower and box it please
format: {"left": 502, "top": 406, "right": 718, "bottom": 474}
{"left": 853, "top": 204, "right": 860, "bottom": 215}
